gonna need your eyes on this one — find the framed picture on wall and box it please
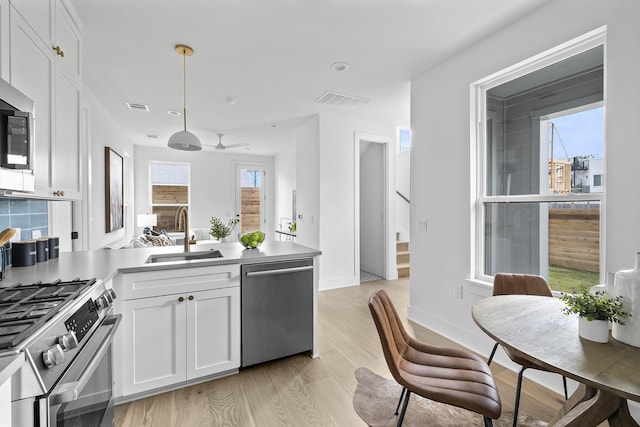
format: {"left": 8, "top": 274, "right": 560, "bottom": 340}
{"left": 105, "top": 147, "right": 124, "bottom": 232}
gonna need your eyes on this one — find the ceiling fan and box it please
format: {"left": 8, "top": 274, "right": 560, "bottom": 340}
{"left": 204, "top": 133, "right": 250, "bottom": 151}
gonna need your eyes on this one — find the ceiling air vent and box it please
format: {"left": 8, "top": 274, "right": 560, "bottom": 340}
{"left": 315, "top": 91, "right": 370, "bottom": 110}
{"left": 126, "top": 101, "right": 149, "bottom": 112}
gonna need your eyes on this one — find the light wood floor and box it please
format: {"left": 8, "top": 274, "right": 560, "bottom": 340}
{"left": 115, "top": 278, "right": 569, "bottom": 426}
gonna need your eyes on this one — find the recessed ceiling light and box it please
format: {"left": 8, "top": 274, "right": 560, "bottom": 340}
{"left": 331, "top": 62, "right": 350, "bottom": 72}
{"left": 146, "top": 134, "right": 159, "bottom": 139}
{"left": 270, "top": 123, "right": 279, "bottom": 128}
{"left": 167, "top": 110, "right": 181, "bottom": 116}
{"left": 225, "top": 97, "right": 237, "bottom": 105}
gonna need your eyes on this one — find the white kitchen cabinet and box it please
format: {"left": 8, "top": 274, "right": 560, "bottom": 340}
{"left": 0, "top": 0, "right": 10, "bottom": 81}
{"left": 9, "top": 9, "right": 53, "bottom": 195}
{"left": 113, "top": 265, "right": 241, "bottom": 400}
{"left": 10, "top": 0, "right": 80, "bottom": 79}
{"left": 119, "top": 293, "right": 187, "bottom": 396}
{"left": 7, "top": 0, "right": 82, "bottom": 199}
{"left": 52, "top": 66, "right": 80, "bottom": 199}
{"left": 186, "top": 287, "right": 240, "bottom": 379}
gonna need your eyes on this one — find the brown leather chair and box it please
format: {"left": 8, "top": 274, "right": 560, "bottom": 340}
{"left": 488, "top": 273, "right": 568, "bottom": 427}
{"left": 368, "top": 290, "right": 502, "bottom": 427}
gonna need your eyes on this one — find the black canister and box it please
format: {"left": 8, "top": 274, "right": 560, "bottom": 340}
{"left": 12, "top": 241, "right": 36, "bottom": 267}
{"left": 36, "top": 238, "right": 49, "bottom": 262}
{"left": 48, "top": 236, "right": 60, "bottom": 259}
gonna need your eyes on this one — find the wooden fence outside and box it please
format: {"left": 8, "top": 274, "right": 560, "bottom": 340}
{"left": 241, "top": 187, "right": 261, "bottom": 233}
{"left": 548, "top": 207, "right": 599, "bottom": 272}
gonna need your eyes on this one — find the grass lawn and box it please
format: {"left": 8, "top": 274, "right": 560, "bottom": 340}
{"left": 548, "top": 265, "right": 600, "bottom": 293}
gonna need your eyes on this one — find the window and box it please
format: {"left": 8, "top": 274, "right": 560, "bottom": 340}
{"left": 593, "top": 174, "right": 602, "bottom": 187}
{"left": 399, "top": 129, "right": 411, "bottom": 152}
{"left": 473, "top": 32, "right": 605, "bottom": 292}
{"left": 149, "top": 162, "right": 190, "bottom": 232}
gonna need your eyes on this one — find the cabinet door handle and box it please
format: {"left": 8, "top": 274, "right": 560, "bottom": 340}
{"left": 178, "top": 296, "right": 184, "bottom": 302}
{"left": 53, "top": 190, "right": 65, "bottom": 197}
{"left": 53, "top": 45, "right": 65, "bottom": 57}
{"left": 188, "top": 295, "right": 194, "bottom": 301}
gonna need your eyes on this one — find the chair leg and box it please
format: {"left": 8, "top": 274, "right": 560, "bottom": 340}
{"left": 484, "top": 416, "right": 494, "bottom": 427}
{"left": 487, "top": 342, "right": 499, "bottom": 365}
{"left": 394, "top": 387, "right": 406, "bottom": 415}
{"left": 396, "top": 389, "right": 411, "bottom": 427}
{"left": 512, "top": 367, "right": 527, "bottom": 427}
{"left": 562, "top": 376, "right": 568, "bottom": 400}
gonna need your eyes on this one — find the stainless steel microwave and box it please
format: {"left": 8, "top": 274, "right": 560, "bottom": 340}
{"left": 0, "top": 77, "right": 35, "bottom": 192}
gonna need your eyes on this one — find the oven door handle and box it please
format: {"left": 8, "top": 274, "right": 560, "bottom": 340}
{"left": 50, "top": 314, "right": 122, "bottom": 405}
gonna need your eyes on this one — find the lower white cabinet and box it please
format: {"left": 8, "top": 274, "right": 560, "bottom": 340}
{"left": 114, "top": 266, "right": 240, "bottom": 399}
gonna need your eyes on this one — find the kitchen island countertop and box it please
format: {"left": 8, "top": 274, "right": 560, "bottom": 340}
{"left": 0, "top": 240, "right": 321, "bottom": 287}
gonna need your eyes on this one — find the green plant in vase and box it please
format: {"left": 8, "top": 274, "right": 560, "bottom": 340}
{"left": 209, "top": 217, "right": 240, "bottom": 240}
{"left": 559, "top": 287, "right": 630, "bottom": 324}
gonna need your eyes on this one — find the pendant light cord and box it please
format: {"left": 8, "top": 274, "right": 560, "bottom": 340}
{"left": 182, "top": 48, "right": 187, "bottom": 132}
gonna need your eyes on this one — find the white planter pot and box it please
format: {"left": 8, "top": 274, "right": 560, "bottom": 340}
{"left": 579, "top": 317, "right": 609, "bottom": 343}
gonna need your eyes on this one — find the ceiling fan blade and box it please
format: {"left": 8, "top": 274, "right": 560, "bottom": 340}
{"left": 222, "top": 143, "right": 250, "bottom": 149}
{"left": 203, "top": 134, "right": 250, "bottom": 150}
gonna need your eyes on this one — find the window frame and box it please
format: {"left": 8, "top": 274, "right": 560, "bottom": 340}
{"left": 148, "top": 160, "right": 191, "bottom": 232}
{"left": 470, "top": 27, "right": 607, "bottom": 284}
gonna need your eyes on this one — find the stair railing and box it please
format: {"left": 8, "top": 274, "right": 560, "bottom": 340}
{"left": 396, "top": 190, "right": 410, "bottom": 204}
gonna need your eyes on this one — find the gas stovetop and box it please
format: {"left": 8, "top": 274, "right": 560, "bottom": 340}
{"left": 0, "top": 278, "right": 97, "bottom": 351}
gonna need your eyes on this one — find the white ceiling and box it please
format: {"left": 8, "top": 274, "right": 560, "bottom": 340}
{"left": 70, "top": 0, "right": 551, "bottom": 156}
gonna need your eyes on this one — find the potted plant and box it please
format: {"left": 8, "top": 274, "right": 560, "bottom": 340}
{"left": 559, "top": 287, "right": 630, "bottom": 343}
{"left": 209, "top": 217, "right": 240, "bottom": 241}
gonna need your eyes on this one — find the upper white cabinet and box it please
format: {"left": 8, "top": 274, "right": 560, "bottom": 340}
{"left": 8, "top": 0, "right": 82, "bottom": 199}
{"left": 10, "top": 0, "right": 81, "bottom": 79}
{"left": 9, "top": 11, "right": 53, "bottom": 197}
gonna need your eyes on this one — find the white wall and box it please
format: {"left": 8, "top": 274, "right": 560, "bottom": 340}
{"left": 409, "top": 0, "right": 640, "bottom": 395}
{"left": 396, "top": 150, "right": 410, "bottom": 242}
{"left": 82, "top": 88, "right": 136, "bottom": 250}
{"left": 318, "top": 114, "right": 396, "bottom": 289}
{"left": 274, "top": 136, "right": 297, "bottom": 234}
{"left": 133, "top": 146, "right": 275, "bottom": 240}
{"left": 294, "top": 116, "right": 320, "bottom": 250}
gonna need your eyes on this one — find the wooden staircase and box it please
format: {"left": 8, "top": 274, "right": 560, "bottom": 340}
{"left": 396, "top": 233, "right": 410, "bottom": 277}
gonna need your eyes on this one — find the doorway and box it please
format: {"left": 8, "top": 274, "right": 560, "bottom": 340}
{"left": 357, "top": 137, "right": 388, "bottom": 281}
{"left": 235, "top": 164, "right": 265, "bottom": 234}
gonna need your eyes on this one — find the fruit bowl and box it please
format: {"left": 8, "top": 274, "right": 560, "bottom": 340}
{"left": 240, "top": 231, "right": 265, "bottom": 249}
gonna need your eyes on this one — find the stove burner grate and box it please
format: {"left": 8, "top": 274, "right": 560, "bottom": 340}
{"left": 0, "top": 278, "right": 96, "bottom": 350}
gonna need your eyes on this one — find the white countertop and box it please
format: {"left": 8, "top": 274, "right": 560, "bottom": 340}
{"left": 0, "top": 240, "right": 321, "bottom": 288}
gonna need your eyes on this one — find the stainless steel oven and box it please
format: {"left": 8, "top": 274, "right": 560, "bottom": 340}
{"left": 1, "top": 278, "right": 118, "bottom": 427}
{"left": 39, "top": 314, "right": 120, "bottom": 427}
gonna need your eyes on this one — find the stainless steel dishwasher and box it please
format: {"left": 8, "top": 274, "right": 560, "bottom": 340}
{"left": 241, "top": 259, "right": 314, "bottom": 367}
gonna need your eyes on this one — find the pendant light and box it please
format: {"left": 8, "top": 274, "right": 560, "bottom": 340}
{"left": 168, "top": 44, "right": 202, "bottom": 151}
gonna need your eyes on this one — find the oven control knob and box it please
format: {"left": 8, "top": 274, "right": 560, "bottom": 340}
{"left": 58, "top": 331, "right": 78, "bottom": 351}
{"left": 42, "top": 345, "right": 65, "bottom": 368}
{"left": 95, "top": 295, "right": 109, "bottom": 310}
{"left": 106, "top": 288, "right": 116, "bottom": 301}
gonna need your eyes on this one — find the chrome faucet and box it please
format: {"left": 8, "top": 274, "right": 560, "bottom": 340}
{"left": 180, "top": 207, "right": 190, "bottom": 253}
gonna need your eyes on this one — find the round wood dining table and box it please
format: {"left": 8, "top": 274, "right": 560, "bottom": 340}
{"left": 472, "top": 294, "right": 640, "bottom": 427}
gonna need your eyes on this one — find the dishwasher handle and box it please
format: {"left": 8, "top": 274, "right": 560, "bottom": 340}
{"left": 245, "top": 265, "right": 313, "bottom": 277}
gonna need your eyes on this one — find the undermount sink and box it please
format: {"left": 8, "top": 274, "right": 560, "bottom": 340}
{"left": 145, "top": 249, "right": 223, "bottom": 264}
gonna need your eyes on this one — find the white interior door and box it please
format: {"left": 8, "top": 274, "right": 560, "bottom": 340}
{"left": 235, "top": 164, "right": 265, "bottom": 234}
